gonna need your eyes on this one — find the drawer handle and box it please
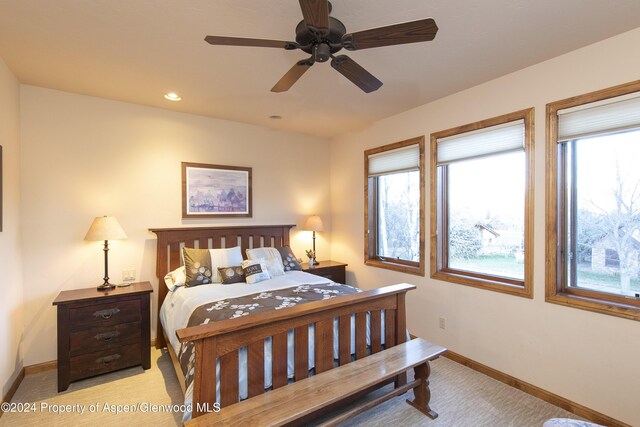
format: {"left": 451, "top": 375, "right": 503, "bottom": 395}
{"left": 96, "top": 354, "right": 121, "bottom": 366}
{"left": 93, "top": 308, "right": 120, "bottom": 319}
{"left": 94, "top": 331, "right": 121, "bottom": 342}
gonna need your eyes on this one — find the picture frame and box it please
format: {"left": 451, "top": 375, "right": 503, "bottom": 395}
{"left": 182, "top": 162, "right": 252, "bottom": 218}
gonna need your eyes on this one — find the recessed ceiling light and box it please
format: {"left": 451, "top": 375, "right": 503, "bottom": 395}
{"left": 164, "top": 92, "right": 181, "bottom": 101}
{"left": 269, "top": 115, "right": 282, "bottom": 120}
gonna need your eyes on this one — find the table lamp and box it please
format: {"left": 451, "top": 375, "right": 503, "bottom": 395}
{"left": 85, "top": 216, "right": 127, "bottom": 290}
{"left": 303, "top": 215, "right": 324, "bottom": 265}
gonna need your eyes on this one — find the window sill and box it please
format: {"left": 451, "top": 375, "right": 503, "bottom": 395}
{"left": 365, "top": 259, "right": 424, "bottom": 276}
{"left": 546, "top": 292, "right": 640, "bottom": 321}
{"left": 432, "top": 270, "right": 532, "bottom": 298}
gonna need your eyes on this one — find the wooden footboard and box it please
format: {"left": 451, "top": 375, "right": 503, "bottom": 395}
{"left": 150, "top": 225, "right": 415, "bottom": 419}
{"left": 177, "top": 283, "right": 415, "bottom": 418}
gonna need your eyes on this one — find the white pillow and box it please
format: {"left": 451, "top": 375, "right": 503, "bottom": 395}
{"left": 246, "top": 247, "right": 285, "bottom": 277}
{"left": 210, "top": 246, "right": 244, "bottom": 283}
{"left": 241, "top": 259, "right": 271, "bottom": 284}
{"left": 164, "top": 266, "right": 186, "bottom": 291}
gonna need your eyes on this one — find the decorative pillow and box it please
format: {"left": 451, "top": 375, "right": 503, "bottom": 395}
{"left": 210, "top": 246, "right": 244, "bottom": 283}
{"left": 164, "top": 266, "right": 186, "bottom": 291}
{"left": 246, "top": 247, "right": 285, "bottom": 277}
{"left": 241, "top": 259, "right": 271, "bottom": 284}
{"left": 217, "top": 266, "right": 245, "bottom": 284}
{"left": 276, "top": 246, "right": 302, "bottom": 271}
{"left": 183, "top": 248, "right": 214, "bottom": 287}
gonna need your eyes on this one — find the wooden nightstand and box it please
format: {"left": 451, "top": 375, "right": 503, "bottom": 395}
{"left": 302, "top": 260, "right": 348, "bottom": 284}
{"left": 52, "top": 281, "right": 153, "bottom": 392}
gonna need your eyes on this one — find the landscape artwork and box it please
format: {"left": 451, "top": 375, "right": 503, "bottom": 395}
{"left": 182, "top": 162, "right": 252, "bottom": 218}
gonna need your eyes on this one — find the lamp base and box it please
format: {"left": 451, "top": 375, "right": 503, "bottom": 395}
{"left": 313, "top": 259, "right": 320, "bottom": 265}
{"left": 97, "top": 283, "right": 116, "bottom": 291}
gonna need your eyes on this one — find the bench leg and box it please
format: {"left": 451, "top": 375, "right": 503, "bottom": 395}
{"left": 406, "top": 361, "right": 438, "bottom": 419}
{"left": 395, "top": 371, "right": 407, "bottom": 388}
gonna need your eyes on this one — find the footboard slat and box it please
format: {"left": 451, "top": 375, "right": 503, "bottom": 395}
{"left": 247, "top": 340, "right": 265, "bottom": 398}
{"left": 294, "top": 326, "right": 309, "bottom": 381}
{"left": 272, "top": 332, "right": 288, "bottom": 389}
{"left": 219, "top": 350, "right": 239, "bottom": 407}
{"left": 371, "top": 310, "right": 382, "bottom": 354}
{"left": 338, "top": 315, "right": 351, "bottom": 366}
{"left": 385, "top": 309, "right": 397, "bottom": 348}
{"left": 314, "top": 319, "right": 334, "bottom": 373}
{"left": 192, "top": 338, "right": 217, "bottom": 418}
{"left": 355, "top": 312, "right": 367, "bottom": 360}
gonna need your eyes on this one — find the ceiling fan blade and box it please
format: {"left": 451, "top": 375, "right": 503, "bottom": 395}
{"left": 298, "top": 0, "right": 329, "bottom": 35}
{"left": 342, "top": 18, "right": 438, "bottom": 51}
{"left": 205, "top": 35, "right": 296, "bottom": 49}
{"left": 330, "top": 55, "right": 382, "bottom": 93}
{"left": 271, "top": 59, "right": 314, "bottom": 93}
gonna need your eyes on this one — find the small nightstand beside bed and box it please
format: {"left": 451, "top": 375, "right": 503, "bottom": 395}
{"left": 53, "top": 282, "right": 153, "bottom": 392}
{"left": 151, "top": 225, "right": 441, "bottom": 424}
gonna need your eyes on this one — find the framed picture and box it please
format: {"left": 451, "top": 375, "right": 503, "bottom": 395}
{"left": 182, "top": 162, "right": 252, "bottom": 218}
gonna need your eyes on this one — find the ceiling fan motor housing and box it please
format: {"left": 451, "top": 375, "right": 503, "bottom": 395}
{"left": 295, "top": 16, "right": 346, "bottom": 56}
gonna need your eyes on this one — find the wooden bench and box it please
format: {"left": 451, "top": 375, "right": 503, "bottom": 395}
{"left": 185, "top": 338, "right": 447, "bottom": 427}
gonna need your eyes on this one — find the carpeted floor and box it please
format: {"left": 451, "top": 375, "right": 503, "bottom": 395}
{"left": 1, "top": 347, "right": 580, "bottom": 426}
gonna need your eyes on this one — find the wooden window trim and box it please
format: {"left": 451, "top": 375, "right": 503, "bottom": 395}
{"left": 364, "top": 136, "right": 426, "bottom": 276}
{"left": 546, "top": 79, "right": 640, "bottom": 321}
{"left": 430, "top": 108, "right": 535, "bottom": 298}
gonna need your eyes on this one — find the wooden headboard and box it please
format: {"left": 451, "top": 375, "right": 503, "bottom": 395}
{"left": 149, "top": 225, "right": 295, "bottom": 348}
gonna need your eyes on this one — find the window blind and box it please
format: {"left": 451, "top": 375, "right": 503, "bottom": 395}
{"left": 436, "top": 120, "right": 525, "bottom": 165}
{"left": 368, "top": 144, "right": 420, "bottom": 177}
{"left": 557, "top": 92, "right": 640, "bottom": 142}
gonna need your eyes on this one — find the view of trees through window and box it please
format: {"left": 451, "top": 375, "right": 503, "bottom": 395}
{"left": 447, "top": 151, "right": 525, "bottom": 280}
{"left": 567, "top": 129, "right": 640, "bottom": 297}
{"left": 376, "top": 170, "right": 420, "bottom": 262}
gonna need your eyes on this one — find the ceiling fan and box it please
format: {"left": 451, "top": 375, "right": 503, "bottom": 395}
{"left": 204, "top": 0, "right": 438, "bottom": 93}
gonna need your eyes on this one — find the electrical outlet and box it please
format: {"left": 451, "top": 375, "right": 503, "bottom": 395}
{"left": 122, "top": 269, "right": 136, "bottom": 282}
{"left": 439, "top": 317, "right": 446, "bottom": 330}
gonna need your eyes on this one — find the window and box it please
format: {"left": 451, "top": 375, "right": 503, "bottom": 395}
{"left": 365, "top": 137, "right": 425, "bottom": 275}
{"left": 547, "top": 81, "right": 640, "bottom": 320}
{"left": 431, "top": 109, "right": 534, "bottom": 297}
{"left": 604, "top": 249, "right": 620, "bottom": 268}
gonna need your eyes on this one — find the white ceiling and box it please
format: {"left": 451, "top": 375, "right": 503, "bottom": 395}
{"left": 1, "top": 0, "right": 639, "bottom": 138}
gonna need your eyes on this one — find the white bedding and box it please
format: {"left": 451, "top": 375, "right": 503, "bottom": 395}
{"left": 159, "top": 271, "right": 378, "bottom": 421}
{"left": 160, "top": 270, "right": 337, "bottom": 356}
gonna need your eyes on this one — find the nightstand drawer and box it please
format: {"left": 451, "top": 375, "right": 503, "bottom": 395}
{"left": 70, "top": 299, "right": 140, "bottom": 328}
{"left": 69, "top": 343, "right": 142, "bottom": 381}
{"left": 311, "top": 266, "right": 344, "bottom": 283}
{"left": 70, "top": 322, "right": 141, "bottom": 356}
{"left": 305, "top": 264, "right": 347, "bottom": 284}
{"left": 303, "top": 262, "right": 347, "bottom": 284}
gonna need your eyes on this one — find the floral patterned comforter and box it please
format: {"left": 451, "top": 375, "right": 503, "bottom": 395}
{"left": 178, "top": 283, "right": 360, "bottom": 397}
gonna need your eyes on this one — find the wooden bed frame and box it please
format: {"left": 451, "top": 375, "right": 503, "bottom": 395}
{"left": 150, "top": 225, "right": 415, "bottom": 419}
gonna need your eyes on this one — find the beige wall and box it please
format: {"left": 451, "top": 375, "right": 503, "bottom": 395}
{"left": 330, "top": 28, "right": 640, "bottom": 425}
{"left": 19, "top": 86, "right": 331, "bottom": 366}
{"left": 0, "top": 57, "right": 24, "bottom": 397}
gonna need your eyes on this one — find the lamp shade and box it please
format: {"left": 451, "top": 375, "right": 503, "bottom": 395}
{"left": 303, "top": 215, "right": 324, "bottom": 232}
{"left": 84, "top": 216, "right": 127, "bottom": 241}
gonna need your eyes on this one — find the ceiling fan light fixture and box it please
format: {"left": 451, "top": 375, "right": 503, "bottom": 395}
{"left": 313, "top": 43, "right": 331, "bottom": 63}
{"left": 164, "top": 92, "right": 182, "bottom": 101}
